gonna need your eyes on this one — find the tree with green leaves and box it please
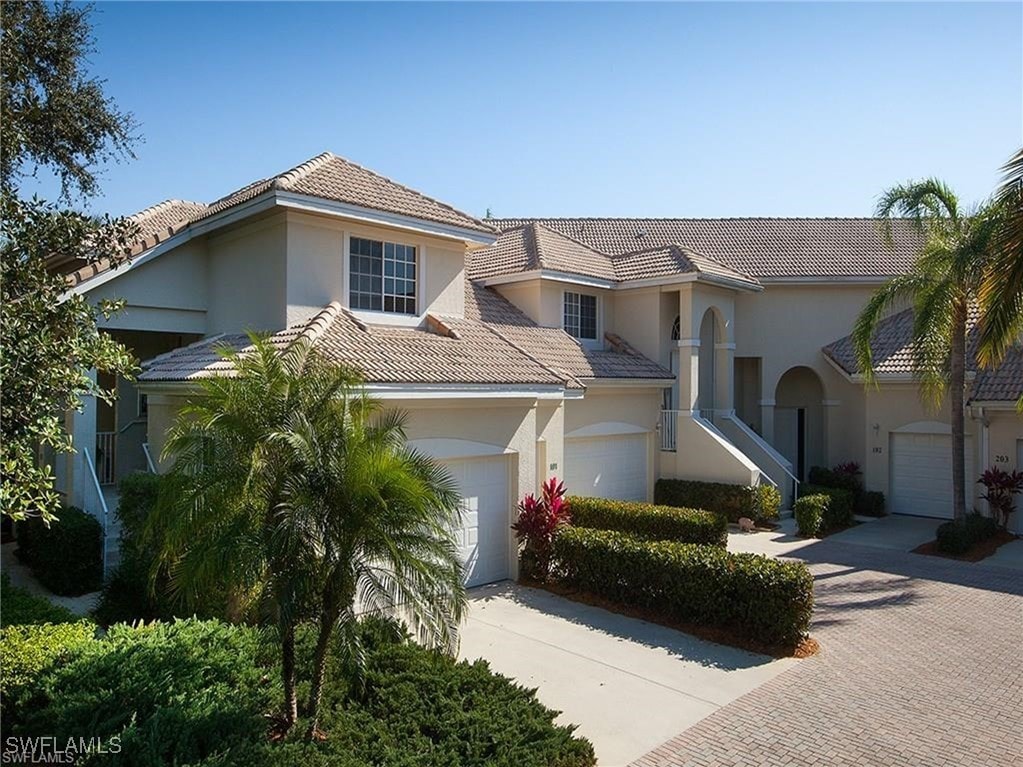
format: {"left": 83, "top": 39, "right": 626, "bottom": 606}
{"left": 853, "top": 180, "right": 1004, "bottom": 520}
{"left": 146, "top": 336, "right": 466, "bottom": 736}
{"left": 978, "top": 148, "right": 1023, "bottom": 380}
{"left": 1, "top": 1, "right": 140, "bottom": 521}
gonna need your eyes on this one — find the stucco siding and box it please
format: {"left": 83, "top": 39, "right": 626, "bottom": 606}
{"left": 207, "top": 215, "right": 287, "bottom": 334}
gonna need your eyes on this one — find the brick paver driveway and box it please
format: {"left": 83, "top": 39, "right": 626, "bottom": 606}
{"left": 631, "top": 538, "right": 1023, "bottom": 767}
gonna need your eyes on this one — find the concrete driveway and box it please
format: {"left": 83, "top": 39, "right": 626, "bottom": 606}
{"left": 458, "top": 582, "right": 794, "bottom": 766}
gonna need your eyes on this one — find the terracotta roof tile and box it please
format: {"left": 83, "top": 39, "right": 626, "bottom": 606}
{"left": 822, "top": 308, "right": 1023, "bottom": 402}
{"left": 491, "top": 218, "right": 923, "bottom": 279}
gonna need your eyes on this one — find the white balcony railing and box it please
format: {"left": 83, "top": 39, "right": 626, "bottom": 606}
{"left": 95, "top": 431, "right": 116, "bottom": 485}
{"left": 659, "top": 410, "right": 679, "bottom": 451}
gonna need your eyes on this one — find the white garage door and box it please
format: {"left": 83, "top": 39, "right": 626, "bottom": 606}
{"left": 889, "top": 433, "right": 971, "bottom": 519}
{"left": 565, "top": 433, "right": 648, "bottom": 501}
{"left": 441, "top": 455, "right": 511, "bottom": 587}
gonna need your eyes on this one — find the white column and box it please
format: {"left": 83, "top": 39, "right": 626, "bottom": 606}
{"left": 678, "top": 339, "right": 700, "bottom": 416}
{"left": 70, "top": 369, "right": 98, "bottom": 511}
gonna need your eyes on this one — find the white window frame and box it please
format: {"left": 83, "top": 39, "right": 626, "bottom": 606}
{"left": 562, "top": 290, "right": 601, "bottom": 346}
{"left": 345, "top": 233, "right": 421, "bottom": 322}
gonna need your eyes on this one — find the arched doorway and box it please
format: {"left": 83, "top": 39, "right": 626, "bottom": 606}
{"left": 774, "top": 366, "right": 825, "bottom": 481}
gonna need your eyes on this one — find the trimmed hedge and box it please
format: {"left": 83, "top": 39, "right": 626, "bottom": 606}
{"left": 800, "top": 484, "right": 854, "bottom": 531}
{"left": 567, "top": 496, "right": 727, "bottom": 547}
{"left": 859, "top": 490, "right": 886, "bottom": 517}
{"left": 936, "top": 513, "right": 1000, "bottom": 555}
{"left": 794, "top": 494, "right": 828, "bottom": 537}
{"left": 0, "top": 573, "right": 79, "bottom": 628}
{"left": 654, "top": 479, "right": 781, "bottom": 523}
{"left": 552, "top": 527, "right": 813, "bottom": 646}
{"left": 15, "top": 507, "right": 102, "bottom": 596}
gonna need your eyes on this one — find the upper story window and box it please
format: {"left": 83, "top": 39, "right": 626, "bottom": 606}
{"left": 563, "top": 291, "right": 598, "bottom": 340}
{"left": 349, "top": 236, "right": 417, "bottom": 314}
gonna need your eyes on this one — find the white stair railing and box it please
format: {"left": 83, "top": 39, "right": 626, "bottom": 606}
{"left": 95, "top": 431, "right": 116, "bottom": 485}
{"left": 142, "top": 442, "right": 157, "bottom": 473}
{"left": 83, "top": 447, "right": 112, "bottom": 579}
{"left": 659, "top": 410, "right": 679, "bottom": 451}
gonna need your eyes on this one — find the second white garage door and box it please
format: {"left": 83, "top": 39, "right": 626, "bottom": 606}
{"left": 441, "top": 455, "right": 511, "bottom": 588}
{"left": 565, "top": 433, "right": 648, "bottom": 501}
{"left": 889, "top": 432, "right": 971, "bottom": 519}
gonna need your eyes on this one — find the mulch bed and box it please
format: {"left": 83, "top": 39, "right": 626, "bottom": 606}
{"left": 912, "top": 529, "right": 1018, "bottom": 563}
{"left": 522, "top": 577, "right": 819, "bottom": 660}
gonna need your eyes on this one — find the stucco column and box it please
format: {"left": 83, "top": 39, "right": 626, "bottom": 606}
{"left": 822, "top": 399, "right": 841, "bottom": 468}
{"left": 759, "top": 398, "right": 775, "bottom": 443}
{"left": 70, "top": 369, "right": 98, "bottom": 511}
{"left": 714, "top": 342, "right": 736, "bottom": 416}
{"left": 678, "top": 339, "right": 700, "bottom": 416}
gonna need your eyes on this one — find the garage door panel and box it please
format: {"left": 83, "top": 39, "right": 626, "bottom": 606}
{"left": 441, "top": 455, "right": 510, "bottom": 588}
{"left": 889, "top": 433, "right": 971, "bottom": 519}
{"left": 566, "top": 433, "right": 648, "bottom": 501}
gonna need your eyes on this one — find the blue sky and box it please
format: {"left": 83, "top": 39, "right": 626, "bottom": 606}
{"left": 29, "top": 1, "right": 1023, "bottom": 219}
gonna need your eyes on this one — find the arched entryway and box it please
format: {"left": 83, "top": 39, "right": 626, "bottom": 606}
{"left": 774, "top": 366, "right": 825, "bottom": 481}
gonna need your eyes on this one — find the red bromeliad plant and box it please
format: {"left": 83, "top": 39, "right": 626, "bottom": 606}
{"left": 978, "top": 467, "right": 1023, "bottom": 529}
{"left": 511, "top": 477, "right": 571, "bottom": 582}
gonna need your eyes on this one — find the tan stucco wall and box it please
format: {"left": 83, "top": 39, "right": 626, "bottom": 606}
{"left": 207, "top": 214, "right": 288, "bottom": 334}
{"left": 92, "top": 240, "right": 209, "bottom": 334}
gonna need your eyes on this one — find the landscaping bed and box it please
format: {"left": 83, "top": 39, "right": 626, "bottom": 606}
{"left": 549, "top": 526, "right": 814, "bottom": 653}
{"left": 913, "top": 513, "right": 1018, "bottom": 562}
{"left": 2, "top": 614, "right": 596, "bottom": 767}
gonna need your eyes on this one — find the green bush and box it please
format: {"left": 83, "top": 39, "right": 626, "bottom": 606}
{"left": 116, "top": 471, "right": 162, "bottom": 541}
{"left": 794, "top": 494, "right": 828, "bottom": 537}
{"left": 568, "top": 496, "right": 727, "bottom": 547}
{"left": 654, "top": 479, "right": 780, "bottom": 522}
{"left": 552, "top": 527, "right": 813, "bottom": 647}
{"left": 0, "top": 573, "right": 79, "bottom": 628}
{"left": 9, "top": 617, "right": 595, "bottom": 767}
{"left": 807, "top": 466, "right": 861, "bottom": 495}
{"left": 800, "top": 484, "right": 854, "bottom": 531}
{"left": 859, "top": 490, "right": 886, "bottom": 517}
{"left": 936, "top": 513, "right": 1000, "bottom": 555}
{"left": 1, "top": 620, "right": 95, "bottom": 726}
{"left": 15, "top": 507, "right": 102, "bottom": 596}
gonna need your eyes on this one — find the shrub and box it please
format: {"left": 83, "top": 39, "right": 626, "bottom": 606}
{"left": 0, "top": 573, "right": 79, "bottom": 628}
{"left": 936, "top": 513, "right": 1001, "bottom": 555}
{"left": 654, "top": 479, "right": 779, "bottom": 523}
{"left": 568, "top": 496, "right": 727, "bottom": 547}
{"left": 552, "top": 527, "right": 813, "bottom": 647}
{"left": 10, "top": 616, "right": 596, "bottom": 767}
{"left": 978, "top": 466, "right": 1023, "bottom": 529}
{"left": 753, "top": 483, "right": 782, "bottom": 521}
{"left": 794, "top": 494, "right": 828, "bottom": 537}
{"left": 15, "top": 507, "right": 102, "bottom": 596}
{"left": 512, "top": 477, "right": 571, "bottom": 581}
{"left": 116, "top": 471, "right": 162, "bottom": 541}
{"left": 800, "top": 484, "right": 854, "bottom": 531}
{"left": 808, "top": 463, "right": 863, "bottom": 495}
{"left": 859, "top": 490, "right": 886, "bottom": 517}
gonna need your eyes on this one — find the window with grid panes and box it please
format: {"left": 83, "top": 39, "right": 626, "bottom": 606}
{"left": 563, "top": 291, "right": 598, "bottom": 339}
{"left": 349, "top": 236, "right": 417, "bottom": 314}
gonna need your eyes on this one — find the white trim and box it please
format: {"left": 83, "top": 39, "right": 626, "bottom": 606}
{"left": 822, "top": 399, "right": 842, "bottom": 407}
{"left": 581, "top": 377, "right": 676, "bottom": 388}
{"left": 480, "top": 269, "right": 762, "bottom": 293}
{"left": 969, "top": 400, "right": 1023, "bottom": 410}
{"left": 758, "top": 398, "right": 776, "bottom": 406}
{"left": 714, "top": 342, "right": 736, "bottom": 350}
{"left": 350, "top": 310, "right": 423, "bottom": 328}
{"left": 364, "top": 382, "right": 567, "bottom": 400}
{"left": 758, "top": 276, "right": 893, "bottom": 286}
{"left": 275, "top": 191, "right": 497, "bottom": 245}
{"left": 566, "top": 421, "right": 650, "bottom": 438}
{"left": 618, "top": 272, "right": 763, "bottom": 293}
{"left": 481, "top": 269, "right": 615, "bottom": 290}
{"left": 408, "top": 438, "right": 514, "bottom": 461}
{"left": 677, "top": 338, "right": 700, "bottom": 348}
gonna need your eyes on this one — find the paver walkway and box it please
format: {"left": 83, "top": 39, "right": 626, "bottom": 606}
{"left": 631, "top": 536, "right": 1023, "bottom": 767}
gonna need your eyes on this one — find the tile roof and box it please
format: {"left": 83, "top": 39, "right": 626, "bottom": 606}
{"left": 66, "top": 152, "right": 494, "bottom": 288}
{"left": 490, "top": 218, "right": 924, "bottom": 279}
{"left": 822, "top": 308, "right": 1023, "bottom": 402}
{"left": 139, "top": 282, "right": 672, "bottom": 388}
{"left": 468, "top": 223, "right": 759, "bottom": 287}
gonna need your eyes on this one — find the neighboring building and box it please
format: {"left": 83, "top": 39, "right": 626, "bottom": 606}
{"left": 57, "top": 152, "right": 1023, "bottom": 580}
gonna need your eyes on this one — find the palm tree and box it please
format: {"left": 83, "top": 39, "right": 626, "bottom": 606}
{"left": 978, "top": 147, "right": 1023, "bottom": 373}
{"left": 277, "top": 400, "right": 467, "bottom": 738}
{"left": 146, "top": 335, "right": 466, "bottom": 735}
{"left": 853, "top": 180, "right": 1003, "bottom": 520}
